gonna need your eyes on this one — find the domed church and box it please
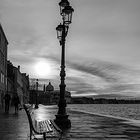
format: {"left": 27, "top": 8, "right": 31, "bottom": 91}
{"left": 46, "top": 82, "right": 54, "bottom": 92}
{"left": 37, "top": 82, "right": 71, "bottom": 105}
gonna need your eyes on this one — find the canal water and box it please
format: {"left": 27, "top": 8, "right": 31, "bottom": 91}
{"left": 68, "top": 104, "right": 140, "bottom": 121}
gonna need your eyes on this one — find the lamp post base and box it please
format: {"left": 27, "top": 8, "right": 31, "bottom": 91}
{"left": 54, "top": 114, "right": 71, "bottom": 129}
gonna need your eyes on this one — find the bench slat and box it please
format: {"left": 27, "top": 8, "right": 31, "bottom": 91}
{"left": 38, "top": 120, "right": 53, "bottom": 133}
{"left": 45, "top": 120, "right": 53, "bottom": 132}
{"left": 39, "top": 121, "right": 48, "bottom": 132}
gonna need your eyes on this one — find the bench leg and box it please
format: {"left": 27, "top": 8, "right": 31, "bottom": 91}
{"left": 30, "top": 129, "right": 32, "bottom": 140}
{"left": 43, "top": 133, "right": 46, "bottom": 140}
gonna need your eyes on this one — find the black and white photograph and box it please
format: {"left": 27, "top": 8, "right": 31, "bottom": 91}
{"left": 0, "top": 0, "right": 140, "bottom": 139}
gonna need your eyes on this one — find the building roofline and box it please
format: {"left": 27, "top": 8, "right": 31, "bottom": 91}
{"left": 0, "top": 24, "right": 9, "bottom": 44}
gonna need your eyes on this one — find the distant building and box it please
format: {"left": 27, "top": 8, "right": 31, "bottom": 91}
{"left": 22, "top": 73, "right": 29, "bottom": 104}
{"left": 49, "top": 90, "right": 71, "bottom": 104}
{"left": 0, "top": 24, "right": 8, "bottom": 107}
{"left": 29, "top": 82, "right": 71, "bottom": 105}
{"left": 7, "top": 61, "right": 15, "bottom": 97}
{"left": 7, "top": 61, "right": 30, "bottom": 105}
{"left": 45, "top": 82, "right": 54, "bottom": 92}
{"left": 13, "top": 66, "right": 24, "bottom": 104}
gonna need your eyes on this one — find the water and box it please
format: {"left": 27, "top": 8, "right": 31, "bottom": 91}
{"left": 68, "top": 104, "right": 140, "bottom": 121}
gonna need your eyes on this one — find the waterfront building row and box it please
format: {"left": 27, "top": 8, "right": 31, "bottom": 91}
{"left": 7, "top": 61, "right": 30, "bottom": 105}
{"left": 0, "top": 24, "right": 8, "bottom": 107}
{"left": 0, "top": 24, "right": 30, "bottom": 107}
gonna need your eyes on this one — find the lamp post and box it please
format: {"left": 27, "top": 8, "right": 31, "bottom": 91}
{"left": 54, "top": 0, "right": 74, "bottom": 129}
{"left": 35, "top": 79, "right": 39, "bottom": 109}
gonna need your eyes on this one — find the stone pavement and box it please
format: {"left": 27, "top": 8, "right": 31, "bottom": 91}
{"left": 0, "top": 106, "right": 29, "bottom": 140}
{"left": 0, "top": 104, "right": 140, "bottom": 140}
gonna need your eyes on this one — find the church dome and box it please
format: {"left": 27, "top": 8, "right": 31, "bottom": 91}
{"left": 46, "top": 82, "right": 54, "bottom": 92}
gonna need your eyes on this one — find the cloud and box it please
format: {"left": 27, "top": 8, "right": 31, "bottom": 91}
{"left": 66, "top": 60, "right": 121, "bottom": 83}
{"left": 66, "top": 60, "right": 140, "bottom": 97}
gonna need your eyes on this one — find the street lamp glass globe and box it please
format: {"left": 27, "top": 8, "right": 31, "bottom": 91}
{"left": 56, "top": 24, "right": 64, "bottom": 41}
{"left": 59, "top": 0, "right": 70, "bottom": 15}
{"left": 62, "top": 5, "right": 74, "bottom": 25}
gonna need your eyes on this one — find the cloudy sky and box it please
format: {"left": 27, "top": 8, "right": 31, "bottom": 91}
{"left": 1, "top": 0, "right": 140, "bottom": 98}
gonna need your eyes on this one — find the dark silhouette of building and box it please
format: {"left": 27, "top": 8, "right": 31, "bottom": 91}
{"left": 45, "top": 82, "right": 54, "bottom": 92}
{"left": 7, "top": 61, "right": 30, "bottom": 105}
{"left": 0, "top": 24, "right": 8, "bottom": 107}
{"left": 29, "top": 82, "right": 71, "bottom": 105}
{"left": 71, "top": 97, "right": 140, "bottom": 104}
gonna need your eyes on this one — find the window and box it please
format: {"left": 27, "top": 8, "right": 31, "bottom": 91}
{"left": 5, "top": 77, "right": 7, "bottom": 86}
{"left": 0, "top": 51, "right": 2, "bottom": 65}
{"left": 0, "top": 51, "right": 4, "bottom": 66}
{"left": 0, "top": 72, "right": 4, "bottom": 84}
{"left": 1, "top": 72, "right": 2, "bottom": 83}
{"left": 3, "top": 74, "right": 4, "bottom": 83}
{"left": 0, "top": 33, "right": 2, "bottom": 50}
{"left": 0, "top": 74, "right": 1, "bottom": 82}
{"left": 0, "top": 33, "right": 2, "bottom": 44}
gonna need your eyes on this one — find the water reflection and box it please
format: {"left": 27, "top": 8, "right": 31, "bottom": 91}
{"left": 34, "top": 104, "right": 57, "bottom": 121}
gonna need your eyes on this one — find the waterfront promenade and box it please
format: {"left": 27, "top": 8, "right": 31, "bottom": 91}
{"left": 0, "top": 104, "right": 140, "bottom": 140}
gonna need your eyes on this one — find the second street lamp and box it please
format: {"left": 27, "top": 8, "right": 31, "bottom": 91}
{"left": 54, "top": 0, "right": 74, "bottom": 129}
{"left": 56, "top": 24, "right": 64, "bottom": 45}
{"left": 35, "top": 79, "right": 39, "bottom": 109}
{"left": 56, "top": 24, "right": 69, "bottom": 45}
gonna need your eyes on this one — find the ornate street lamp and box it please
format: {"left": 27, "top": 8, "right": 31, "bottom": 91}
{"left": 35, "top": 79, "right": 39, "bottom": 109}
{"left": 56, "top": 24, "right": 63, "bottom": 45}
{"left": 54, "top": 0, "right": 74, "bottom": 129}
{"left": 59, "top": 0, "right": 70, "bottom": 15}
{"left": 62, "top": 5, "right": 74, "bottom": 25}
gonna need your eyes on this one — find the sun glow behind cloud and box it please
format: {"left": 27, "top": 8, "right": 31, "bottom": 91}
{"left": 34, "top": 60, "right": 51, "bottom": 78}
{"left": 31, "top": 58, "right": 60, "bottom": 79}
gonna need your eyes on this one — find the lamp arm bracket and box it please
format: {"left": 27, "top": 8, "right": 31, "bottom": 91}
{"left": 65, "top": 26, "right": 69, "bottom": 37}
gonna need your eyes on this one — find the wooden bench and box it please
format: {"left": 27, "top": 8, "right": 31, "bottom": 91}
{"left": 23, "top": 104, "right": 62, "bottom": 140}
